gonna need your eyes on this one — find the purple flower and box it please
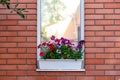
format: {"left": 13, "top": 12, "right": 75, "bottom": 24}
{"left": 50, "top": 35, "right": 55, "bottom": 40}
{"left": 76, "top": 40, "right": 85, "bottom": 50}
{"left": 56, "top": 49, "right": 61, "bottom": 54}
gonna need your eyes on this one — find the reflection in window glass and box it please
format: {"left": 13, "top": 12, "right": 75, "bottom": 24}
{"left": 41, "top": 0, "right": 80, "bottom": 43}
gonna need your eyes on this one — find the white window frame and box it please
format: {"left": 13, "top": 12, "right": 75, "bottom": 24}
{"left": 36, "top": 0, "right": 85, "bottom": 71}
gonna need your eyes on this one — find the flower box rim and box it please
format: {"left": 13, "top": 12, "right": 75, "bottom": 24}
{"left": 39, "top": 59, "right": 83, "bottom": 61}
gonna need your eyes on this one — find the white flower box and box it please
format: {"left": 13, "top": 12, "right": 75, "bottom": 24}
{"left": 38, "top": 59, "right": 84, "bottom": 71}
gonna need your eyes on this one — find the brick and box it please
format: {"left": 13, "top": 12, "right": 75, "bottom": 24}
{"left": 115, "top": 43, "right": 120, "bottom": 47}
{"left": 96, "top": 54, "right": 114, "bottom": 58}
{"left": 95, "top": 20, "right": 114, "bottom": 25}
{"left": 65, "top": 72, "right": 85, "bottom": 76}
{"left": 0, "top": 48, "right": 7, "bottom": 53}
{"left": 0, "top": 71, "right": 6, "bottom": 75}
{"left": 105, "top": 37, "right": 120, "bottom": 42}
{"left": 0, "top": 54, "right": 17, "bottom": 59}
{"left": 0, "top": 37, "right": 7, "bottom": 42}
{"left": 115, "top": 20, "right": 120, "bottom": 25}
{"left": 85, "top": 15, "right": 104, "bottom": 19}
{"left": 18, "top": 54, "right": 36, "bottom": 59}
{"left": 96, "top": 31, "right": 114, "bottom": 36}
{"left": 18, "top": 43, "right": 36, "bottom": 47}
{"left": 86, "top": 26, "right": 104, "bottom": 30}
{"left": 85, "top": 42, "right": 95, "bottom": 47}
{"left": 96, "top": 65, "right": 114, "bottom": 70}
{"left": 105, "top": 3, "right": 120, "bottom": 8}
{"left": 105, "top": 59, "right": 120, "bottom": 64}
{"left": 85, "top": 31, "right": 95, "bottom": 36}
{"left": 115, "top": 54, "right": 120, "bottom": 58}
{"left": 0, "top": 32, "right": 17, "bottom": 36}
{"left": 0, "top": 77, "right": 16, "bottom": 80}
{"left": 7, "top": 37, "right": 26, "bottom": 42}
{"left": 85, "top": 0, "right": 94, "bottom": 3}
{"left": 58, "top": 76, "right": 75, "bottom": 80}
{"left": 105, "top": 48, "right": 120, "bottom": 53}
{"left": 76, "top": 76, "right": 95, "bottom": 80}
{"left": 105, "top": 71, "right": 120, "bottom": 75}
{"left": 105, "top": 15, "right": 120, "bottom": 19}
{"left": 86, "top": 48, "right": 104, "bottom": 53}
{"left": 7, "top": 15, "right": 23, "bottom": 19}
{"left": 25, "top": 9, "right": 36, "bottom": 14}
{"left": 7, "top": 71, "right": 27, "bottom": 76}
{"left": 115, "top": 0, "right": 120, "bottom": 2}
{"left": 95, "top": 9, "right": 114, "bottom": 14}
{"left": 95, "top": 42, "right": 114, "bottom": 47}
{"left": 85, "top": 9, "right": 94, "bottom": 14}
{"left": 18, "top": 65, "right": 36, "bottom": 70}
{"left": 86, "top": 71, "right": 104, "bottom": 75}
{"left": 96, "top": 76, "right": 114, "bottom": 80}
{"left": 27, "top": 37, "right": 36, "bottom": 42}
{"left": 116, "top": 76, "right": 120, "bottom": 80}
{"left": 7, "top": 26, "right": 26, "bottom": 31}
{"left": 27, "top": 59, "right": 36, "bottom": 64}
{"left": 27, "top": 26, "right": 36, "bottom": 30}
{"left": 11, "top": 4, "right": 26, "bottom": 8}
{"left": 0, "top": 65, "right": 17, "bottom": 70}
{"left": 85, "top": 65, "right": 95, "bottom": 70}
{"left": 27, "top": 71, "right": 46, "bottom": 76}
{"left": 27, "top": 15, "right": 37, "bottom": 19}
{"left": 27, "top": 4, "right": 37, "bottom": 8}
{"left": 105, "top": 26, "right": 120, "bottom": 30}
{"left": 18, "top": 21, "right": 37, "bottom": 25}
{"left": 0, "top": 59, "right": 6, "bottom": 64}
{"left": 18, "top": 31, "right": 36, "bottom": 36}
{"left": 8, "top": 48, "right": 26, "bottom": 53}
{"left": 0, "top": 43, "right": 17, "bottom": 47}
{"left": 115, "top": 32, "right": 120, "bottom": 36}
{"left": 18, "top": 77, "right": 37, "bottom": 80}
{"left": 95, "top": 0, "right": 113, "bottom": 2}
{"left": 46, "top": 72, "right": 65, "bottom": 76}
{"left": 86, "top": 59, "right": 104, "bottom": 64}
{"left": 86, "top": 54, "right": 95, "bottom": 58}
{"left": 7, "top": 54, "right": 17, "bottom": 58}
{"left": 0, "top": 9, "right": 13, "bottom": 14}
{"left": 27, "top": 48, "right": 36, "bottom": 53}
{"left": 18, "top": 0, "right": 37, "bottom": 3}
{"left": 37, "top": 77, "right": 57, "bottom": 80}
{"left": 0, "top": 15, "right": 7, "bottom": 19}
{"left": 0, "top": 20, "right": 17, "bottom": 25}
{"left": 85, "top": 20, "right": 94, "bottom": 25}
{"left": 85, "top": 4, "right": 103, "bottom": 8}
{"left": 115, "top": 65, "right": 120, "bottom": 69}
{"left": 86, "top": 37, "right": 104, "bottom": 42}
{"left": 7, "top": 59, "right": 26, "bottom": 64}
{"left": 115, "top": 9, "right": 120, "bottom": 14}
{"left": 0, "top": 26, "right": 7, "bottom": 30}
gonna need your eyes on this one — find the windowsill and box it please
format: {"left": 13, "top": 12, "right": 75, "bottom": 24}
{"left": 36, "top": 68, "right": 85, "bottom": 71}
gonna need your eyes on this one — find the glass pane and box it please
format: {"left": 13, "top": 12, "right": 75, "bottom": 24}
{"left": 41, "top": 0, "right": 80, "bottom": 42}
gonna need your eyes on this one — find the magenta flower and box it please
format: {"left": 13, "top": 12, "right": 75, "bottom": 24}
{"left": 50, "top": 35, "right": 55, "bottom": 40}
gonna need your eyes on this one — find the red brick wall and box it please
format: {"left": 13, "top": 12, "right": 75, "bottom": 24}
{"left": 0, "top": 0, "right": 120, "bottom": 80}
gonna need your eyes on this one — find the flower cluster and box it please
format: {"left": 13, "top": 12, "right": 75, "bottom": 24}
{"left": 38, "top": 35, "right": 85, "bottom": 60}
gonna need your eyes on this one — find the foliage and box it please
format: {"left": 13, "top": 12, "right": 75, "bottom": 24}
{"left": 38, "top": 35, "right": 84, "bottom": 60}
{"left": 0, "top": 0, "right": 27, "bottom": 18}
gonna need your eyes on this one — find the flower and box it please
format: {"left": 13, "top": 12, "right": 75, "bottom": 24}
{"left": 38, "top": 35, "right": 85, "bottom": 60}
{"left": 39, "top": 52, "right": 45, "bottom": 56}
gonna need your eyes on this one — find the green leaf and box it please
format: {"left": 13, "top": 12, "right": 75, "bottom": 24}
{"left": 17, "top": 12, "right": 25, "bottom": 18}
{"left": 6, "top": 3, "right": 10, "bottom": 9}
{"left": 15, "top": 3, "right": 18, "bottom": 8}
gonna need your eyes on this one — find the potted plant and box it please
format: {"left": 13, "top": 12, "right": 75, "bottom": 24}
{"left": 38, "top": 35, "right": 85, "bottom": 70}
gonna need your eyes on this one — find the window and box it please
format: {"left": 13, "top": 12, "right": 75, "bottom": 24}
{"left": 37, "top": 0, "right": 85, "bottom": 71}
